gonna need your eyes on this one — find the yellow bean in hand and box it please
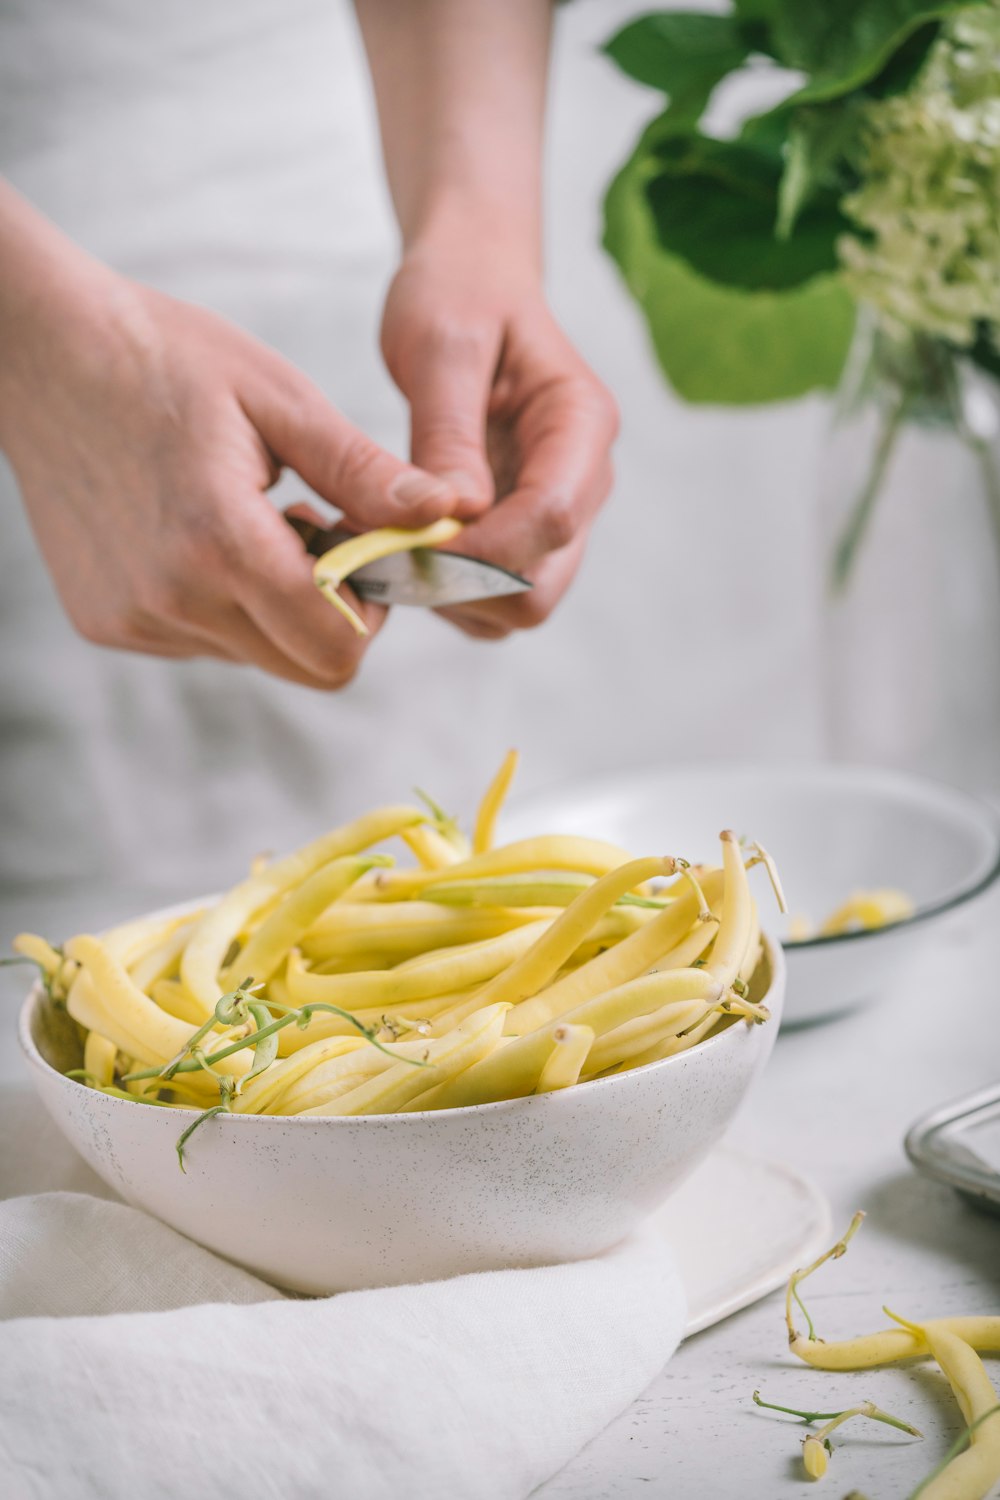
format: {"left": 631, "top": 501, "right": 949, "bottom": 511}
{"left": 313, "top": 518, "right": 463, "bottom": 635}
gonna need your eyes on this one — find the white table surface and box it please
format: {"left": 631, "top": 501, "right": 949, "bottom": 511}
{"left": 2, "top": 882, "right": 998, "bottom": 1500}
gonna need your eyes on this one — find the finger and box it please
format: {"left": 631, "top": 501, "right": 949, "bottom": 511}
{"left": 193, "top": 604, "right": 366, "bottom": 690}
{"left": 404, "top": 331, "right": 500, "bottom": 515}
{"left": 224, "top": 500, "right": 387, "bottom": 689}
{"left": 242, "top": 365, "right": 463, "bottom": 530}
{"left": 452, "top": 389, "right": 616, "bottom": 577}
{"left": 144, "top": 545, "right": 372, "bottom": 688}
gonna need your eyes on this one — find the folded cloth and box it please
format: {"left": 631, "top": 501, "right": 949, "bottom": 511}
{"left": 0, "top": 1192, "right": 685, "bottom": 1500}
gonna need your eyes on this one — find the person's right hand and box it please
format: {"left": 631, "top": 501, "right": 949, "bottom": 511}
{"left": 0, "top": 247, "right": 471, "bottom": 689}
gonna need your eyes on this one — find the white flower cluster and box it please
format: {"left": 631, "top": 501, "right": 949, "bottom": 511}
{"left": 838, "top": 8, "right": 1000, "bottom": 349}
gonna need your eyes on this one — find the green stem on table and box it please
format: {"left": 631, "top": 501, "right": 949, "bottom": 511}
{"left": 753, "top": 1391, "right": 921, "bottom": 1440}
{"left": 752, "top": 1392, "right": 844, "bottom": 1423}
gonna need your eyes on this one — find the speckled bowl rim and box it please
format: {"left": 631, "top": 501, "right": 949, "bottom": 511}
{"left": 18, "top": 933, "right": 783, "bottom": 1125}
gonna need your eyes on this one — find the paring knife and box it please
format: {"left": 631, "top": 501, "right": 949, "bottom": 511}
{"left": 287, "top": 517, "right": 531, "bottom": 609}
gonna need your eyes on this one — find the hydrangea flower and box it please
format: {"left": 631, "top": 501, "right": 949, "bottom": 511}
{"left": 838, "top": 9, "right": 1000, "bottom": 350}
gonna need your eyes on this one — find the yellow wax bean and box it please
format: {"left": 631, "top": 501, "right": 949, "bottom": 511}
{"left": 401, "top": 825, "right": 463, "bottom": 870}
{"left": 423, "top": 872, "right": 671, "bottom": 912}
{"left": 473, "top": 749, "right": 520, "bottom": 854}
{"left": 465, "top": 857, "right": 674, "bottom": 1024}
{"left": 101, "top": 909, "right": 201, "bottom": 968}
{"left": 644, "top": 911, "right": 720, "bottom": 974}
{"left": 230, "top": 1035, "right": 371, "bottom": 1115}
{"left": 66, "top": 935, "right": 250, "bottom": 1079}
{"left": 321, "top": 1004, "right": 507, "bottom": 1117}
{"left": 503, "top": 869, "right": 720, "bottom": 1037}
{"left": 284, "top": 1067, "right": 387, "bottom": 1115}
{"left": 919, "top": 1323, "right": 1000, "bottom": 1500}
{"left": 300, "top": 903, "right": 550, "bottom": 966}
{"left": 361, "top": 834, "right": 641, "bottom": 902}
{"left": 129, "top": 918, "right": 199, "bottom": 993}
{"left": 83, "top": 1030, "right": 117, "bottom": 1088}
{"left": 821, "top": 887, "right": 914, "bottom": 936}
{"left": 422, "top": 873, "right": 604, "bottom": 909}
{"left": 536, "top": 1025, "right": 594, "bottom": 1094}
{"left": 739, "top": 902, "right": 762, "bottom": 988}
{"left": 224, "top": 854, "right": 386, "bottom": 987}
{"left": 629, "top": 1007, "right": 722, "bottom": 1069}
{"left": 422, "top": 968, "right": 720, "bottom": 1111}
{"left": 422, "top": 988, "right": 494, "bottom": 1035}
{"left": 124, "top": 1074, "right": 166, "bottom": 1101}
{"left": 789, "top": 1317, "right": 1000, "bottom": 1371}
{"left": 313, "top": 518, "right": 463, "bottom": 636}
{"left": 67, "top": 969, "right": 159, "bottom": 1068}
{"left": 149, "top": 979, "right": 208, "bottom": 1026}
{"left": 12, "top": 933, "right": 64, "bottom": 979}
{"left": 583, "top": 998, "right": 713, "bottom": 1076}
{"left": 284, "top": 920, "right": 549, "bottom": 1013}
{"left": 69, "top": 977, "right": 221, "bottom": 1107}
{"left": 274, "top": 990, "right": 452, "bottom": 1062}
{"left": 266, "top": 1036, "right": 433, "bottom": 1114}
{"left": 706, "top": 833, "right": 753, "bottom": 990}
{"left": 181, "top": 805, "right": 426, "bottom": 1016}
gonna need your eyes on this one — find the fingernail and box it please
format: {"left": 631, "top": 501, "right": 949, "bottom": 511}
{"left": 439, "top": 470, "right": 489, "bottom": 501}
{"left": 388, "top": 470, "right": 455, "bottom": 507}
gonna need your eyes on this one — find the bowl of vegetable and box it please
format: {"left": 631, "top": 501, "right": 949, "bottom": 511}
{"left": 500, "top": 762, "right": 1000, "bottom": 1026}
{"left": 14, "top": 763, "right": 784, "bottom": 1293}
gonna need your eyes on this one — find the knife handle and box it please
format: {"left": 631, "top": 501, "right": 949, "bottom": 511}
{"left": 285, "top": 513, "right": 351, "bottom": 559}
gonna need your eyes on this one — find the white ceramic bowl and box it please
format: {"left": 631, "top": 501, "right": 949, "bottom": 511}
{"left": 500, "top": 762, "right": 1000, "bottom": 1027}
{"left": 19, "top": 936, "right": 783, "bottom": 1294}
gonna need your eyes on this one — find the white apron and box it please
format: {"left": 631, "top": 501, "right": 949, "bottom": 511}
{"left": 0, "top": 0, "right": 822, "bottom": 904}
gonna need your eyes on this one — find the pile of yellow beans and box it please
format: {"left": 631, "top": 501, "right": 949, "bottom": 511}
{"left": 15, "top": 753, "right": 774, "bottom": 1162}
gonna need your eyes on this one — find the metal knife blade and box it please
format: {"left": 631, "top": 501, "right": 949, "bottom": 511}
{"left": 288, "top": 518, "right": 531, "bottom": 609}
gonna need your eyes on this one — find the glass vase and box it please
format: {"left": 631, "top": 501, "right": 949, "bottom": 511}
{"left": 821, "top": 313, "right": 1000, "bottom": 800}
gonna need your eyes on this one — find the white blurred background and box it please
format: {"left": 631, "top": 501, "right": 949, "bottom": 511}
{"left": 0, "top": 0, "right": 830, "bottom": 904}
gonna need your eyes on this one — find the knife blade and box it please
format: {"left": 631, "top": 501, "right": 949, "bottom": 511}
{"left": 287, "top": 517, "right": 531, "bottom": 609}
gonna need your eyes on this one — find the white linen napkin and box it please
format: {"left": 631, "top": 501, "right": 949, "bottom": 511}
{"left": 0, "top": 1191, "right": 685, "bottom": 1500}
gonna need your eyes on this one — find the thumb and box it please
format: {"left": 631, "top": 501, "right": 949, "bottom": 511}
{"left": 246, "top": 365, "right": 461, "bottom": 530}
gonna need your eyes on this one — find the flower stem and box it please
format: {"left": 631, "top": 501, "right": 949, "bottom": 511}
{"left": 968, "top": 430, "right": 1000, "bottom": 572}
{"left": 831, "top": 391, "right": 909, "bottom": 593}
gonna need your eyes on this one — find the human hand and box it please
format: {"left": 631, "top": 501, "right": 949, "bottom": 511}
{"left": 0, "top": 247, "right": 467, "bottom": 688}
{"left": 380, "top": 233, "right": 619, "bottom": 640}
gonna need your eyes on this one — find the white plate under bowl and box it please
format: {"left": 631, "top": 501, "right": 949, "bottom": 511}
{"left": 500, "top": 762, "right": 1000, "bottom": 1026}
{"left": 666, "top": 1147, "right": 831, "bottom": 1336}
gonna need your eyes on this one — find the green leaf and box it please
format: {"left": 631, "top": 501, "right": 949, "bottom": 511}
{"left": 776, "top": 100, "right": 862, "bottom": 238}
{"left": 768, "top": 0, "right": 975, "bottom": 101}
{"left": 603, "top": 124, "right": 856, "bottom": 405}
{"left": 731, "top": 0, "right": 779, "bottom": 20}
{"left": 645, "top": 134, "right": 850, "bottom": 290}
{"left": 603, "top": 13, "right": 752, "bottom": 127}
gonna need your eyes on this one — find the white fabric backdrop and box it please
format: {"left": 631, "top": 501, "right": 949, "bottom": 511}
{"left": 0, "top": 0, "right": 828, "bottom": 900}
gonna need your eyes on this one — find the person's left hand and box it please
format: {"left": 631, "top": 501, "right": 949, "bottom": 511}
{"left": 380, "top": 236, "right": 619, "bottom": 639}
